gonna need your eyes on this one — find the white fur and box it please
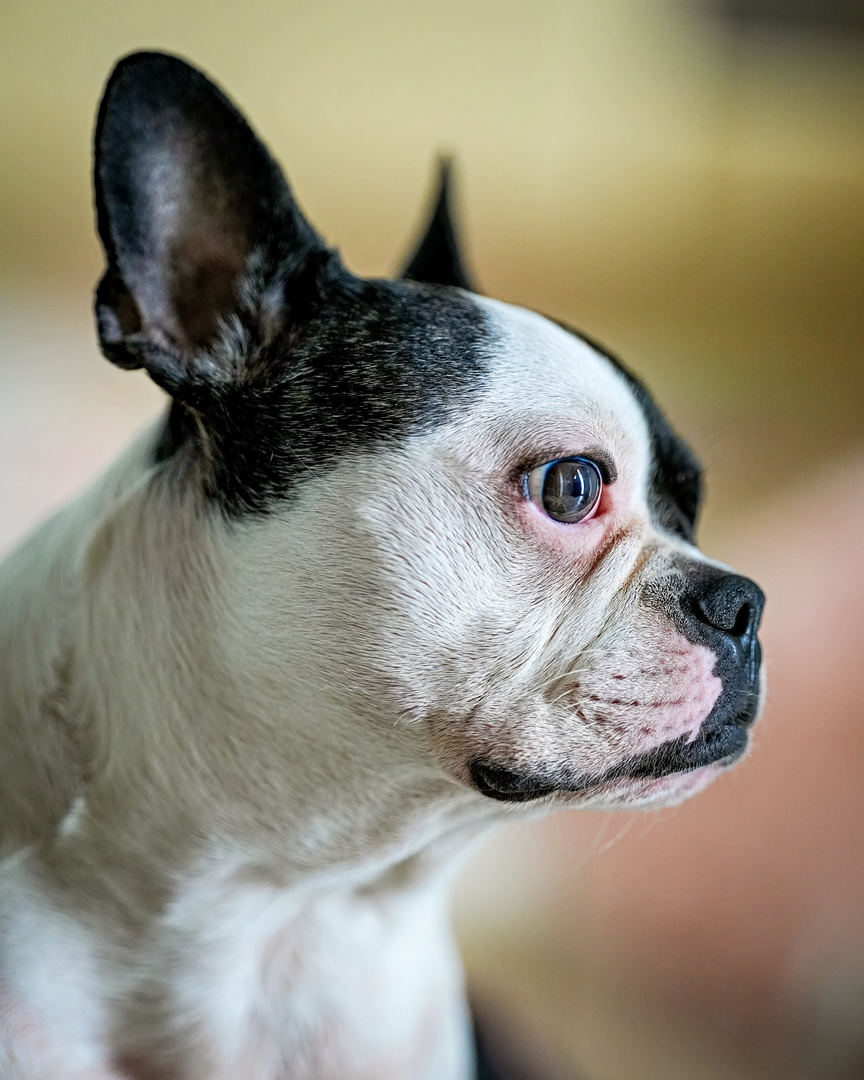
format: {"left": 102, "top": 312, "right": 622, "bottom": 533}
{"left": 0, "top": 298, "right": 755, "bottom": 1078}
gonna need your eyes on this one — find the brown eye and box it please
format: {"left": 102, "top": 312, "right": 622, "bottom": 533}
{"left": 526, "top": 457, "right": 603, "bottom": 523}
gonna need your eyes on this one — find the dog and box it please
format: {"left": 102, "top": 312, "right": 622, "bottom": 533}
{"left": 0, "top": 51, "right": 764, "bottom": 1080}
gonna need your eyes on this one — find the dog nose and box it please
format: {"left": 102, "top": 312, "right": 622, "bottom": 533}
{"left": 688, "top": 571, "right": 765, "bottom": 644}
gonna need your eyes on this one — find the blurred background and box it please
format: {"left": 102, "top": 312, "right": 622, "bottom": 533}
{"left": 1, "top": 1, "right": 863, "bottom": 1077}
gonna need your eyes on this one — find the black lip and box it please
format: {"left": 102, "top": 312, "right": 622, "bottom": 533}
{"left": 470, "top": 762, "right": 562, "bottom": 802}
{"left": 470, "top": 716, "right": 751, "bottom": 804}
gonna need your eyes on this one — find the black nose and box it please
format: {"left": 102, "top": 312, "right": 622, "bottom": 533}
{"left": 689, "top": 571, "right": 764, "bottom": 643}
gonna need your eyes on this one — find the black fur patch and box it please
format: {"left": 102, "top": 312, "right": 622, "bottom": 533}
{"left": 158, "top": 260, "right": 489, "bottom": 515}
{"left": 552, "top": 321, "right": 702, "bottom": 541}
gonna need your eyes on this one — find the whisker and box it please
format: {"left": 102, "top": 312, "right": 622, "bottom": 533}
{"left": 595, "top": 813, "right": 637, "bottom": 854}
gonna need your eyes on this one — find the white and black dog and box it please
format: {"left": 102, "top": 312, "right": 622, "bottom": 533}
{"left": 0, "top": 52, "right": 764, "bottom": 1080}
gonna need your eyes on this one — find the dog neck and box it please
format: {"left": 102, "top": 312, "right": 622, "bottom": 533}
{"left": 0, "top": 422, "right": 494, "bottom": 1077}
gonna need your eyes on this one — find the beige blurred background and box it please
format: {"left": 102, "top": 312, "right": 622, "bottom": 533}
{"left": 1, "top": 2, "right": 863, "bottom": 1078}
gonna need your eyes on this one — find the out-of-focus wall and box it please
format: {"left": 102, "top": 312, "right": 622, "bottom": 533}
{"left": 2, "top": 2, "right": 863, "bottom": 1078}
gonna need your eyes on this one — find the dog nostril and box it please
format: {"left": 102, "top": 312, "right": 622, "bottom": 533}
{"left": 690, "top": 573, "right": 764, "bottom": 641}
{"left": 731, "top": 603, "right": 751, "bottom": 640}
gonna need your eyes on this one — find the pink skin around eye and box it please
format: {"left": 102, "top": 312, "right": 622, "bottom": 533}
{"left": 516, "top": 466, "right": 623, "bottom": 564}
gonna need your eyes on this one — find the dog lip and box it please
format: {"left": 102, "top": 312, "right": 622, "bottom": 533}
{"left": 469, "top": 762, "right": 561, "bottom": 802}
{"left": 469, "top": 719, "right": 750, "bottom": 803}
{"left": 605, "top": 721, "right": 748, "bottom": 785}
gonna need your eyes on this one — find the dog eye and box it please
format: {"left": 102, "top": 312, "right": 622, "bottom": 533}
{"left": 526, "top": 457, "right": 603, "bottom": 523}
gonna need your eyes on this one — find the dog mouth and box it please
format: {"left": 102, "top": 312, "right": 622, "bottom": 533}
{"left": 469, "top": 708, "right": 753, "bottom": 803}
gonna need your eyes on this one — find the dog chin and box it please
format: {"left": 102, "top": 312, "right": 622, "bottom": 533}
{"left": 588, "top": 761, "right": 730, "bottom": 809}
{"left": 535, "top": 761, "right": 730, "bottom": 811}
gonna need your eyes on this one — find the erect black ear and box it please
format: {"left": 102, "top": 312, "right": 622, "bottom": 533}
{"left": 400, "top": 159, "right": 474, "bottom": 292}
{"left": 94, "top": 51, "right": 327, "bottom": 395}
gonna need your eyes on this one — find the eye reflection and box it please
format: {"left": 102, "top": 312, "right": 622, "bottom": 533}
{"left": 527, "top": 457, "right": 603, "bottom": 523}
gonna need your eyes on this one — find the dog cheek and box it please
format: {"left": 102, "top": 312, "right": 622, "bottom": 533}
{"left": 427, "top": 695, "right": 606, "bottom": 792}
{"left": 569, "top": 629, "right": 723, "bottom": 755}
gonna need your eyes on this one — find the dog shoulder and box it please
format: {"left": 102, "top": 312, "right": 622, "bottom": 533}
{"left": 0, "top": 425, "right": 170, "bottom": 855}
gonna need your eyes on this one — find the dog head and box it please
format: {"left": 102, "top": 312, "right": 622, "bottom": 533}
{"left": 93, "top": 52, "right": 764, "bottom": 817}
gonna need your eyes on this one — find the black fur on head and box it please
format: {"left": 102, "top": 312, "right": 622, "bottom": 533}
{"left": 401, "top": 159, "right": 474, "bottom": 292}
{"left": 93, "top": 52, "right": 489, "bottom": 515}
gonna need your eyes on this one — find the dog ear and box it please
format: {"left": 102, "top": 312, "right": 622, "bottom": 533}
{"left": 401, "top": 159, "right": 474, "bottom": 291}
{"left": 93, "top": 51, "right": 328, "bottom": 396}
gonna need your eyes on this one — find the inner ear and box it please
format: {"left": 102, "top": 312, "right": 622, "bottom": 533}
{"left": 94, "top": 51, "right": 325, "bottom": 383}
{"left": 168, "top": 223, "right": 250, "bottom": 347}
{"left": 401, "top": 158, "right": 475, "bottom": 292}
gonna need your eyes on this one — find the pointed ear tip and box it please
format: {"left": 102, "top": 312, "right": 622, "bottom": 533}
{"left": 435, "top": 155, "right": 457, "bottom": 189}
{"left": 108, "top": 49, "right": 197, "bottom": 81}
{"left": 100, "top": 51, "right": 206, "bottom": 113}
{"left": 96, "top": 50, "right": 229, "bottom": 167}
